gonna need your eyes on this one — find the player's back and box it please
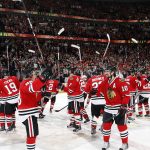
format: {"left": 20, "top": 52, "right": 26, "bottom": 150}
{"left": 0, "top": 76, "right": 19, "bottom": 104}
{"left": 46, "top": 79, "right": 59, "bottom": 93}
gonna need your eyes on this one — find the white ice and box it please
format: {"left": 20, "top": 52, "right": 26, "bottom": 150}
{"left": 0, "top": 93, "right": 150, "bottom": 150}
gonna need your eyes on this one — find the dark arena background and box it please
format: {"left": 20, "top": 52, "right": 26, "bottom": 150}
{"left": 0, "top": 0, "right": 150, "bottom": 150}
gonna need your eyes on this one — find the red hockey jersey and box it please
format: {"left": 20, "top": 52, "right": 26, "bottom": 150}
{"left": 18, "top": 78, "right": 45, "bottom": 122}
{"left": 85, "top": 75, "right": 106, "bottom": 105}
{"left": 63, "top": 75, "right": 84, "bottom": 102}
{"left": 0, "top": 76, "right": 20, "bottom": 104}
{"left": 125, "top": 75, "right": 138, "bottom": 94}
{"left": 46, "top": 79, "right": 59, "bottom": 95}
{"left": 137, "top": 75, "right": 150, "bottom": 97}
{"left": 97, "top": 77, "right": 130, "bottom": 114}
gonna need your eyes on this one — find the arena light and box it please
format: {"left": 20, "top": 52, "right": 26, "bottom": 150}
{"left": 58, "top": 28, "right": 65, "bottom": 35}
{"left": 131, "top": 38, "right": 138, "bottom": 44}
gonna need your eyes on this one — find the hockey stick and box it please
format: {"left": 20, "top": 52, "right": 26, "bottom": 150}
{"left": 12, "top": 0, "right": 46, "bottom": 67}
{"left": 54, "top": 105, "right": 68, "bottom": 112}
{"left": 102, "top": 33, "right": 110, "bottom": 60}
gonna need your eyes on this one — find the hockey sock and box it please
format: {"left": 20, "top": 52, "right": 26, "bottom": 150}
{"left": 6, "top": 114, "right": 13, "bottom": 127}
{"left": 0, "top": 113, "right": 5, "bottom": 127}
{"left": 117, "top": 125, "right": 128, "bottom": 143}
{"left": 12, "top": 112, "right": 16, "bottom": 126}
{"left": 144, "top": 102, "right": 150, "bottom": 115}
{"left": 138, "top": 103, "right": 143, "bottom": 115}
{"left": 26, "top": 137, "right": 36, "bottom": 150}
{"left": 102, "top": 122, "right": 112, "bottom": 142}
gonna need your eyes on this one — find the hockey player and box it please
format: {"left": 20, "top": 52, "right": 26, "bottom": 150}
{"left": 125, "top": 70, "right": 138, "bottom": 121}
{"left": 62, "top": 69, "right": 84, "bottom": 132}
{"left": 136, "top": 70, "right": 150, "bottom": 117}
{"left": 0, "top": 70, "right": 20, "bottom": 131}
{"left": 45, "top": 78, "right": 59, "bottom": 113}
{"left": 97, "top": 68, "right": 130, "bottom": 150}
{"left": 18, "top": 68, "right": 52, "bottom": 150}
{"left": 85, "top": 69, "right": 106, "bottom": 135}
{"left": 80, "top": 75, "right": 90, "bottom": 123}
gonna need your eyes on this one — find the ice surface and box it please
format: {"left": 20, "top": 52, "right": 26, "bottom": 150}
{"left": 0, "top": 93, "right": 150, "bottom": 150}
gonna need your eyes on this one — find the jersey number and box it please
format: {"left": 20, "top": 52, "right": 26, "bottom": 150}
{"left": 48, "top": 84, "right": 53, "bottom": 90}
{"left": 4, "top": 82, "right": 17, "bottom": 95}
{"left": 92, "top": 81, "right": 102, "bottom": 89}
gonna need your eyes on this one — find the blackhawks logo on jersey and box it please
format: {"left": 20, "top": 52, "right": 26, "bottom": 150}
{"left": 107, "top": 88, "right": 116, "bottom": 100}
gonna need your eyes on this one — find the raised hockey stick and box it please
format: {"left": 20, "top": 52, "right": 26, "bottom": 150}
{"left": 54, "top": 105, "right": 68, "bottom": 112}
{"left": 12, "top": 0, "right": 46, "bottom": 67}
{"left": 102, "top": 33, "right": 110, "bottom": 60}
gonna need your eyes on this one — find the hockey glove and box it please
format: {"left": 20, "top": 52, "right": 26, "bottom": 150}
{"left": 146, "top": 76, "right": 150, "bottom": 82}
{"left": 38, "top": 67, "right": 53, "bottom": 82}
{"left": 90, "top": 88, "right": 97, "bottom": 96}
{"left": 137, "top": 76, "right": 141, "bottom": 81}
{"left": 43, "top": 97, "right": 50, "bottom": 103}
{"left": 118, "top": 105, "right": 127, "bottom": 116}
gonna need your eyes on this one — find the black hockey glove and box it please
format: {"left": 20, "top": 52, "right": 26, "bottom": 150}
{"left": 58, "top": 82, "right": 64, "bottom": 90}
{"left": 137, "top": 76, "right": 141, "bottom": 81}
{"left": 43, "top": 97, "right": 50, "bottom": 103}
{"left": 37, "top": 101, "right": 41, "bottom": 106}
{"left": 118, "top": 105, "right": 127, "bottom": 116}
{"left": 146, "top": 76, "right": 150, "bottom": 82}
{"left": 90, "top": 88, "right": 97, "bottom": 96}
{"left": 42, "top": 92, "right": 51, "bottom": 97}
{"left": 38, "top": 67, "right": 53, "bottom": 82}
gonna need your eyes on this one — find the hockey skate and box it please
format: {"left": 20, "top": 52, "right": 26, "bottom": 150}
{"left": 136, "top": 114, "right": 143, "bottom": 117}
{"left": 67, "top": 122, "right": 75, "bottom": 128}
{"left": 39, "top": 113, "right": 45, "bottom": 119}
{"left": 91, "top": 128, "right": 96, "bottom": 135}
{"left": 128, "top": 116, "right": 135, "bottom": 121}
{"left": 0, "top": 126, "right": 5, "bottom": 131}
{"left": 50, "top": 108, "right": 53, "bottom": 113}
{"left": 84, "top": 118, "right": 90, "bottom": 124}
{"left": 102, "top": 142, "right": 110, "bottom": 150}
{"left": 144, "top": 114, "right": 150, "bottom": 117}
{"left": 73, "top": 125, "right": 81, "bottom": 132}
{"left": 6, "top": 123, "right": 16, "bottom": 132}
{"left": 119, "top": 143, "right": 128, "bottom": 150}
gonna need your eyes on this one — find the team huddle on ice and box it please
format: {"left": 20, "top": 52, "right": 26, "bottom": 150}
{"left": 0, "top": 66, "right": 150, "bottom": 150}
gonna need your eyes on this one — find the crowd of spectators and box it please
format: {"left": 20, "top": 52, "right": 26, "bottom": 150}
{"left": 1, "top": 13, "right": 150, "bottom": 40}
{"left": 1, "top": 0, "right": 150, "bottom": 20}
{"left": 0, "top": 39, "right": 150, "bottom": 79}
{"left": 0, "top": 0, "right": 150, "bottom": 80}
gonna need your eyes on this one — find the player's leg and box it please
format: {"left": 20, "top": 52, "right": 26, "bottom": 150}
{"left": 22, "top": 116, "right": 39, "bottom": 150}
{"left": 143, "top": 98, "right": 150, "bottom": 117}
{"left": 50, "top": 96, "right": 56, "bottom": 113}
{"left": 115, "top": 113, "right": 128, "bottom": 150}
{"left": 5, "top": 103, "right": 15, "bottom": 131}
{"left": 0, "top": 104, "right": 5, "bottom": 131}
{"left": 102, "top": 112, "right": 113, "bottom": 149}
{"left": 80, "top": 101, "right": 90, "bottom": 123}
{"left": 91, "top": 104, "right": 101, "bottom": 135}
{"left": 136, "top": 95, "right": 143, "bottom": 117}
{"left": 73, "top": 101, "right": 82, "bottom": 132}
{"left": 127, "top": 95, "right": 135, "bottom": 121}
{"left": 67, "top": 101, "right": 75, "bottom": 128}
